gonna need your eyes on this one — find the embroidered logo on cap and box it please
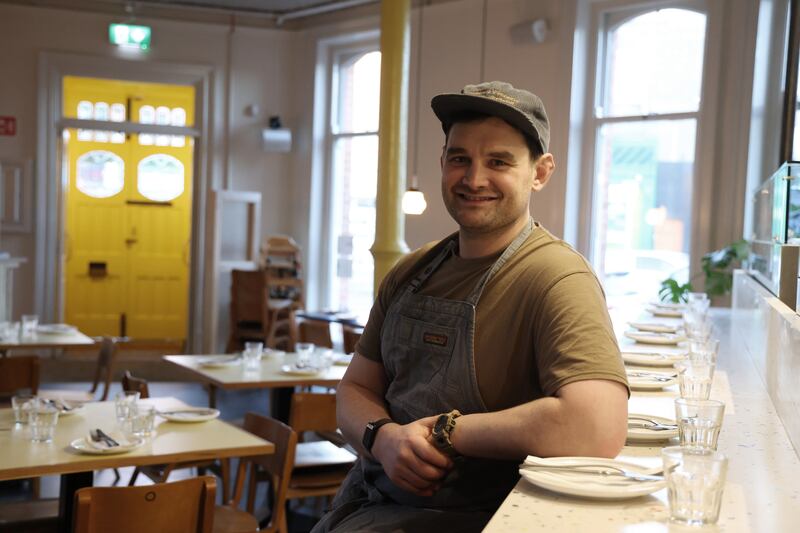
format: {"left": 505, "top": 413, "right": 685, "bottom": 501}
{"left": 423, "top": 332, "right": 449, "bottom": 347}
{"left": 469, "top": 87, "right": 519, "bottom": 107}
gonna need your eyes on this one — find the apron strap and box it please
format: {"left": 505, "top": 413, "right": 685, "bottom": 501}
{"left": 407, "top": 239, "right": 458, "bottom": 293}
{"left": 465, "top": 218, "right": 534, "bottom": 306}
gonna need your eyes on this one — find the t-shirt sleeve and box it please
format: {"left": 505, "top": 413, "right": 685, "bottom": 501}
{"left": 532, "top": 271, "right": 630, "bottom": 397}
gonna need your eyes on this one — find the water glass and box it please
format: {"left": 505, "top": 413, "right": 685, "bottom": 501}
{"left": 12, "top": 393, "right": 37, "bottom": 424}
{"left": 675, "top": 398, "right": 725, "bottom": 450}
{"left": 21, "top": 314, "right": 39, "bottom": 337}
{"left": 688, "top": 338, "right": 720, "bottom": 365}
{"left": 314, "top": 347, "right": 334, "bottom": 372}
{"left": 126, "top": 404, "right": 156, "bottom": 438}
{"left": 662, "top": 446, "right": 728, "bottom": 526}
{"left": 30, "top": 403, "right": 59, "bottom": 442}
{"left": 675, "top": 359, "right": 714, "bottom": 400}
{"left": 295, "top": 342, "right": 315, "bottom": 368}
{"left": 243, "top": 341, "right": 263, "bottom": 371}
{"left": 115, "top": 390, "right": 141, "bottom": 422}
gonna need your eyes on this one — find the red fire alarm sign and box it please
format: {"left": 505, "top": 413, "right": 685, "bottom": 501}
{"left": 0, "top": 116, "right": 17, "bottom": 136}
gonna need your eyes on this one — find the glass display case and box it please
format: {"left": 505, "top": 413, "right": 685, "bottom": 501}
{"left": 750, "top": 161, "right": 800, "bottom": 294}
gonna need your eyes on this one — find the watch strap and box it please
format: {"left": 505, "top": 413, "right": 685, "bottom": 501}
{"left": 431, "top": 409, "right": 461, "bottom": 457}
{"left": 362, "top": 418, "right": 393, "bottom": 453}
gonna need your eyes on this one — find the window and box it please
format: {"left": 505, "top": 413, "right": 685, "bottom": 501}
{"left": 315, "top": 40, "right": 381, "bottom": 318}
{"left": 138, "top": 154, "right": 184, "bottom": 201}
{"left": 76, "top": 150, "right": 124, "bottom": 198}
{"left": 587, "top": 6, "right": 707, "bottom": 302}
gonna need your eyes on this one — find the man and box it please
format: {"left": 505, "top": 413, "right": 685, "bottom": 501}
{"left": 313, "top": 81, "right": 629, "bottom": 532}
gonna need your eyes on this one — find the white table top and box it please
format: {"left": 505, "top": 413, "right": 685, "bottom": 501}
{"left": 0, "top": 328, "right": 95, "bottom": 351}
{"left": 484, "top": 308, "right": 800, "bottom": 533}
{"left": 0, "top": 397, "right": 274, "bottom": 481}
{"left": 164, "top": 353, "right": 348, "bottom": 389}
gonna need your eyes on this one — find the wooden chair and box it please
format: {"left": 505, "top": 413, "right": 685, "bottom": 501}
{"left": 260, "top": 235, "right": 305, "bottom": 311}
{"left": 241, "top": 413, "right": 297, "bottom": 533}
{"left": 0, "top": 355, "right": 39, "bottom": 402}
{"left": 342, "top": 325, "right": 363, "bottom": 355}
{"left": 247, "top": 393, "right": 355, "bottom": 522}
{"left": 297, "top": 318, "right": 333, "bottom": 349}
{"left": 121, "top": 372, "right": 230, "bottom": 502}
{"left": 121, "top": 370, "right": 149, "bottom": 398}
{"left": 227, "top": 270, "right": 296, "bottom": 353}
{"left": 74, "top": 476, "right": 217, "bottom": 533}
{"left": 39, "top": 336, "right": 118, "bottom": 403}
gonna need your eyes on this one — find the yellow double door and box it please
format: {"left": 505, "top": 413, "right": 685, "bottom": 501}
{"left": 63, "top": 76, "right": 194, "bottom": 340}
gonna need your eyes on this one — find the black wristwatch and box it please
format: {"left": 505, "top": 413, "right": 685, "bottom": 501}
{"left": 362, "top": 418, "right": 393, "bottom": 453}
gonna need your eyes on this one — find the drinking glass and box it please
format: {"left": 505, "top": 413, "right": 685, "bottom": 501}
{"left": 126, "top": 404, "right": 156, "bottom": 438}
{"left": 21, "top": 314, "right": 39, "bottom": 337}
{"left": 30, "top": 403, "right": 59, "bottom": 442}
{"left": 295, "top": 342, "right": 315, "bottom": 368}
{"left": 314, "top": 347, "right": 334, "bottom": 373}
{"left": 688, "top": 338, "right": 720, "bottom": 366}
{"left": 675, "top": 398, "right": 725, "bottom": 450}
{"left": 675, "top": 359, "right": 714, "bottom": 400}
{"left": 115, "top": 390, "right": 141, "bottom": 422}
{"left": 243, "top": 341, "right": 263, "bottom": 371}
{"left": 662, "top": 446, "right": 728, "bottom": 526}
{"left": 12, "top": 393, "right": 37, "bottom": 425}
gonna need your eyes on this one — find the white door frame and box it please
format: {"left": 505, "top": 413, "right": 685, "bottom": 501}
{"left": 36, "top": 51, "right": 214, "bottom": 352}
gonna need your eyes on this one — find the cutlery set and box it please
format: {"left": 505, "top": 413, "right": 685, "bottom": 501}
{"left": 90, "top": 428, "right": 119, "bottom": 447}
{"left": 520, "top": 463, "right": 664, "bottom": 484}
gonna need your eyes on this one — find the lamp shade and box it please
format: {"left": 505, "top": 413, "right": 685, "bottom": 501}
{"left": 402, "top": 188, "right": 427, "bottom": 215}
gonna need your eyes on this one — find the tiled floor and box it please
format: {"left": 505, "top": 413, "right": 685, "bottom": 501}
{"left": 3, "top": 381, "right": 324, "bottom": 532}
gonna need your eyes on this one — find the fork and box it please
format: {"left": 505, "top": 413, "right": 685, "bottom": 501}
{"left": 627, "top": 372, "right": 677, "bottom": 382}
{"left": 521, "top": 464, "right": 663, "bottom": 482}
{"left": 90, "top": 429, "right": 119, "bottom": 447}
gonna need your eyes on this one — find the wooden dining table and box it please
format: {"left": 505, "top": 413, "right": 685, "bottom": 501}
{"left": 163, "top": 352, "right": 349, "bottom": 421}
{"left": 0, "top": 328, "right": 95, "bottom": 356}
{"left": 0, "top": 396, "right": 274, "bottom": 532}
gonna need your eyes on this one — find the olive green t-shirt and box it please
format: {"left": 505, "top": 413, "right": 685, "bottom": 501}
{"left": 357, "top": 223, "right": 628, "bottom": 411}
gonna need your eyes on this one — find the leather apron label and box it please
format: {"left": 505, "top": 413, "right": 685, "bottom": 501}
{"left": 422, "top": 332, "right": 448, "bottom": 347}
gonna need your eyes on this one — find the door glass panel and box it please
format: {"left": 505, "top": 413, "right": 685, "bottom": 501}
{"left": 137, "top": 154, "right": 185, "bottom": 202}
{"left": 76, "top": 150, "right": 124, "bottom": 198}
{"left": 593, "top": 120, "right": 695, "bottom": 300}
{"left": 93, "top": 102, "right": 109, "bottom": 143}
{"left": 77, "top": 100, "right": 93, "bottom": 141}
{"left": 155, "top": 106, "right": 170, "bottom": 146}
{"left": 331, "top": 134, "right": 378, "bottom": 316}
{"left": 139, "top": 105, "right": 155, "bottom": 146}
{"left": 603, "top": 9, "right": 706, "bottom": 117}
{"left": 170, "top": 107, "right": 186, "bottom": 147}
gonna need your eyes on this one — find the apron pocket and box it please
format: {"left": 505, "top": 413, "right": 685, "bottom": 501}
{"left": 383, "top": 315, "right": 457, "bottom": 387}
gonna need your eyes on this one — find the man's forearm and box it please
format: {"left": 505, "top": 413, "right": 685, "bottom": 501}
{"left": 450, "top": 380, "right": 628, "bottom": 460}
{"left": 337, "top": 378, "right": 393, "bottom": 456}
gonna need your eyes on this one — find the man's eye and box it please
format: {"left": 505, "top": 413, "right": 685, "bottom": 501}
{"left": 449, "top": 156, "right": 467, "bottom": 164}
{"left": 490, "top": 159, "right": 508, "bottom": 167}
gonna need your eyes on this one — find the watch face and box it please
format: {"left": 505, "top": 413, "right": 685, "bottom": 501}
{"left": 434, "top": 414, "right": 448, "bottom": 433}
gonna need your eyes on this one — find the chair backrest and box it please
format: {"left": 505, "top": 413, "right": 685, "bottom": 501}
{"left": 88, "top": 336, "right": 119, "bottom": 401}
{"left": 73, "top": 476, "right": 216, "bottom": 533}
{"left": 297, "top": 319, "right": 333, "bottom": 349}
{"left": 242, "top": 412, "right": 297, "bottom": 528}
{"left": 342, "top": 325, "right": 363, "bottom": 355}
{"left": 288, "top": 392, "right": 338, "bottom": 435}
{"left": 0, "top": 355, "right": 39, "bottom": 398}
{"left": 121, "top": 370, "right": 150, "bottom": 399}
{"left": 230, "top": 270, "right": 269, "bottom": 325}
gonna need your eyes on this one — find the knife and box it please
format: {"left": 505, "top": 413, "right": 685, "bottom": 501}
{"left": 521, "top": 465, "right": 664, "bottom": 482}
{"left": 96, "top": 428, "right": 120, "bottom": 447}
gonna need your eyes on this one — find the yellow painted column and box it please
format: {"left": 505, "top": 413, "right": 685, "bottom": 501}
{"left": 371, "top": 0, "right": 411, "bottom": 294}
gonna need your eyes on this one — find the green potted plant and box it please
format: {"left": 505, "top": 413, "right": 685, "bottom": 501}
{"left": 658, "top": 240, "right": 749, "bottom": 303}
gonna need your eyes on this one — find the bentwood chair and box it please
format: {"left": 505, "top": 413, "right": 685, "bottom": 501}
{"left": 39, "top": 336, "right": 118, "bottom": 403}
{"left": 241, "top": 413, "right": 297, "bottom": 533}
{"left": 74, "top": 477, "right": 218, "bottom": 533}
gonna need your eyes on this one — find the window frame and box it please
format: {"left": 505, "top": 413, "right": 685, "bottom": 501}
{"left": 575, "top": 0, "right": 723, "bottom": 293}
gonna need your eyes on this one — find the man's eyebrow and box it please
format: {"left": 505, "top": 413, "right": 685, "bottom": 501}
{"left": 444, "top": 147, "right": 468, "bottom": 156}
{"left": 488, "top": 150, "right": 518, "bottom": 162}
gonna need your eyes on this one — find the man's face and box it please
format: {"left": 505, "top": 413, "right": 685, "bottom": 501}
{"left": 440, "top": 117, "right": 538, "bottom": 235}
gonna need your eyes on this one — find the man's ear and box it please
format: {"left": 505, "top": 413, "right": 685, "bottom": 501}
{"left": 532, "top": 153, "right": 555, "bottom": 192}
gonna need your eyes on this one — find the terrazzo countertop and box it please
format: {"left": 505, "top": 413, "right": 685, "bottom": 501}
{"left": 484, "top": 308, "right": 800, "bottom": 532}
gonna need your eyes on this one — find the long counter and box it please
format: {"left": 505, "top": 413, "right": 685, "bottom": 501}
{"left": 484, "top": 291, "right": 800, "bottom": 532}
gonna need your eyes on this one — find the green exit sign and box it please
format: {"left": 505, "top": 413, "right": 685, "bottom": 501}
{"left": 109, "top": 24, "right": 151, "bottom": 50}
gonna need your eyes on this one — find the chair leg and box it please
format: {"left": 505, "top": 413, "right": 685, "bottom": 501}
{"left": 219, "top": 458, "right": 231, "bottom": 503}
{"left": 128, "top": 467, "right": 140, "bottom": 486}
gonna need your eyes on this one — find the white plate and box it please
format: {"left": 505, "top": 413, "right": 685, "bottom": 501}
{"left": 627, "top": 321, "right": 679, "bottom": 334}
{"left": 195, "top": 356, "right": 240, "bottom": 368}
{"left": 280, "top": 364, "right": 320, "bottom": 376}
{"left": 627, "top": 413, "right": 679, "bottom": 442}
{"left": 69, "top": 436, "right": 145, "bottom": 455}
{"left": 649, "top": 301, "right": 686, "bottom": 310}
{"left": 646, "top": 306, "right": 683, "bottom": 318}
{"left": 624, "top": 330, "right": 685, "bottom": 345}
{"left": 519, "top": 456, "right": 665, "bottom": 500}
{"left": 626, "top": 370, "right": 678, "bottom": 390}
{"left": 36, "top": 323, "right": 77, "bottom": 335}
{"left": 55, "top": 404, "right": 85, "bottom": 417}
{"left": 158, "top": 407, "right": 220, "bottom": 423}
{"left": 622, "top": 351, "right": 686, "bottom": 367}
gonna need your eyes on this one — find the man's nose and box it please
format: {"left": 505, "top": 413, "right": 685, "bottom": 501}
{"left": 460, "top": 163, "right": 489, "bottom": 189}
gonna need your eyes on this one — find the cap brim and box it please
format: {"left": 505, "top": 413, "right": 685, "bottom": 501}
{"left": 431, "top": 93, "right": 544, "bottom": 154}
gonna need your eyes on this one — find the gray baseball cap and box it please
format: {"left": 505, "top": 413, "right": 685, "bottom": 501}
{"left": 431, "top": 81, "right": 550, "bottom": 154}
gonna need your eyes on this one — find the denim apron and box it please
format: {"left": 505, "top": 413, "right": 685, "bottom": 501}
{"left": 316, "top": 220, "right": 534, "bottom": 531}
